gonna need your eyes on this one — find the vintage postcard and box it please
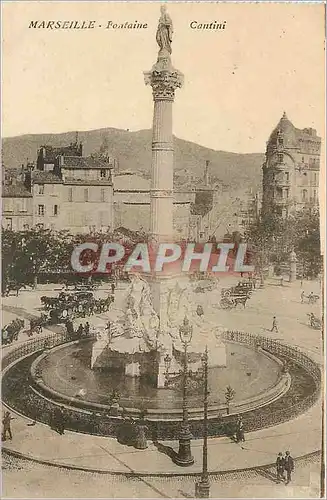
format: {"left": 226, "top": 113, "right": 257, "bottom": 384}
{"left": 1, "top": 1, "right": 325, "bottom": 499}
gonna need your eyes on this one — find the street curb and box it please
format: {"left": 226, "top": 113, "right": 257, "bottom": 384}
{"left": 2, "top": 447, "right": 321, "bottom": 478}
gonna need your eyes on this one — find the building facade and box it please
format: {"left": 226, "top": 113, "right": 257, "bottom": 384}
{"left": 2, "top": 141, "right": 197, "bottom": 237}
{"left": 2, "top": 141, "right": 115, "bottom": 233}
{"left": 2, "top": 178, "right": 33, "bottom": 231}
{"left": 262, "top": 112, "right": 321, "bottom": 217}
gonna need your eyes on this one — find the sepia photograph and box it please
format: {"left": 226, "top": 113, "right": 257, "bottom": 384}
{"left": 1, "top": 2, "right": 326, "bottom": 498}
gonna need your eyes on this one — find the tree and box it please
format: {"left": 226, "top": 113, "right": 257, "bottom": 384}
{"left": 286, "top": 208, "right": 322, "bottom": 278}
{"left": 245, "top": 207, "right": 322, "bottom": 278}
{"left": 1, "top": 228, "right": 74, "bottom": 289}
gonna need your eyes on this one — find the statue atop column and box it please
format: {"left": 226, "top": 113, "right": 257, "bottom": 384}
{"left": 156, "top": 5, "right": 173, "bottom": 55}
{"left": 144, "top": 6, "right": 183, "bottom": 96}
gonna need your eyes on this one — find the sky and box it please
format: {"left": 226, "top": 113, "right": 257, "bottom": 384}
{"left": 2, "top": 2, "right": 325, "bottom": 154}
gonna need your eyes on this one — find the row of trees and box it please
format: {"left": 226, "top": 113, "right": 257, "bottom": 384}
{"left": 244, "top": 207, "right": 322, "bottom": 278}
{"left": 1, "top": 207, "right": 322, "bottom": 292}
{"left": 1, "top": 227, "right": 150, "bottom": 292}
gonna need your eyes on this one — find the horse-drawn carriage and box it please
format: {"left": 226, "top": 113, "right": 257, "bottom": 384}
{"left": 191, "top": 272, "right": 218, "bottom": 293}
{"left": 2, "top": 318, "right": 24, "bottom": 345}
{"left": 29, "top": 314, "right": 48, "bottom": 335}
{"left": 41, "top": 290, "right": 113, "bottom": 323}
{"left": 2, "top": 281, "right": 27, "bottom": 297}
{"left": 220, "top": 281, "right": 253, "bottom": 309}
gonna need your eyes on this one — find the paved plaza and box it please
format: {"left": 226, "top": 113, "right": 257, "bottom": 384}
{"left": 1, "top": 276, "right": 323, "bottom": 498}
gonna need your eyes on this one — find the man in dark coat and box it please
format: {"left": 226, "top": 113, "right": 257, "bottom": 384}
{"left": 276, "top": 452, "right": 285, "bottom": 482}
{"left": 76, "top": 324, "right": 84, "bottom": 338}
{"left": 53, "top": 406, "right": 66, "bottom": 435}
{"left": 284, "top": 450, "right": 294, "bottom": 484}
{"left": 2, "top": 411, "right": 14, "bottom": 441}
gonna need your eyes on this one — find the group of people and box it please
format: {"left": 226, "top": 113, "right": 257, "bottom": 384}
{"left": 65, "top": 320, "right": 90, "bottom": 339}
{"left": 276, "top": 451, "right": 295, "bottom": 484}
{"left": 117, "top": 416, "right": 148, "bottom": 450}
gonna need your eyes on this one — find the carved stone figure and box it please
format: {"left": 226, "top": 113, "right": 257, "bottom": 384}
{"left": 156, "top": 5, "right": 173, "bottom": 55}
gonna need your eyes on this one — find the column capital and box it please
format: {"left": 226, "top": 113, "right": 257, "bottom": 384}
{"left": 144, "top": 68, "right": 184, "bottom": 101}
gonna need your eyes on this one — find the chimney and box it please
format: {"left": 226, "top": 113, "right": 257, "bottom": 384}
{"left": 204, "top": 160, "right": 210, "bottom": 187}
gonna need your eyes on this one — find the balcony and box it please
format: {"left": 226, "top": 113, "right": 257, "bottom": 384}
{"left": 274, "top": 179, "right": 290, "bottom": 187}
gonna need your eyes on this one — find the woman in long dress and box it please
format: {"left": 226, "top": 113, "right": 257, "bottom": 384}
{"left": 134, "top": 421, "right": 148, "bottom": 449}
{"left": 156, "top": 5, "right": 173, "bottom": 54}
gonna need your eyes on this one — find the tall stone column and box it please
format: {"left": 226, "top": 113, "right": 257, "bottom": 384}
{"left": 144, "top": 45, "right": 183, "bottom": 241}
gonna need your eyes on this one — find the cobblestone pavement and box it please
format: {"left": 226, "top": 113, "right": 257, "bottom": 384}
{"left": 2, "top": 451, "right": 322, "bottom": 498}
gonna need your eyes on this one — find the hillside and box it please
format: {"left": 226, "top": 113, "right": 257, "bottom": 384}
{"left": 2, "top": 128, "right": 264, "bottom": 191}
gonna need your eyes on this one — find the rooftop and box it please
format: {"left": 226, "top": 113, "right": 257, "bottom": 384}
{"left": 2, "top": 184, "right": 32, "bottom": 198}
{"left": 268, "top": 112, "right": 321, "bottom": 148}
{"left": 39, "top": 143, "right": 83, "bottom": 162}
{"left": 32, "top": 171, "right": 62, "bottom": 184}
{"left": 61, "top": 156, "right": 114, "bottom": 169}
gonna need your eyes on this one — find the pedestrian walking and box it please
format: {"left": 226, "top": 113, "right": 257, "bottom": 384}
{"left": 236, "top": 416, "right": 245, "bottom": 443}
{"left": 284, "top": 451, "right": 294, "bottom": 484}
{"left": 2, "top": 411, "right": 14, "bottom": 441}
{"left": 84, "top": 321, "right": 90, "bottom": 336}
{"left": 276, "top": 452, "right": 285, "bottom": 482}
{"left": 308, "top": 292, "right": 314, "bottom": 304}
{"left": 53, "top": 406, "right": 66, "bottom": 435}
{"left": 76, "top": 323, "right": 84, "bottom": 338}
{"left": 270, "top": 316, "right": 279, "bottom": 333}
{"left": 111, "top": 282, "right": 115, "bottom": 295}
{"left": 301, "top": 290, "right": 305, "bottom": 303}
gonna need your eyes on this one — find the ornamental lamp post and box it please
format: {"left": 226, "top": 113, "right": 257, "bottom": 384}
{"left": 174, "top": 315, "right": 195, "bottom": 467}
{"left": 196, "top": 346, "right": 210, "bottom": 498}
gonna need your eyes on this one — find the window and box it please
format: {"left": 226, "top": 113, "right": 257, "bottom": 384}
{"left": 84, "top": 188, "right": 89, "bottom": 202}
{"left": 100, "top": 169, "right": 106, "bottom": 178}
{"left": 101, "top": 189, "right": 105, "bottom": 202}
{"left": 314, "top": 173, "right": 317, "bottom": 185}
{"left": 38, "top": 185, "right": 44, "bottom": 195}
{"left": 302, "top": 156, "right": 305, "bottom": 163}
{"left": 5, "top": 218, "right": 12, "bottom": 230}
{"left": 302, "top": 189, "right": 308, "bottom": 202}
{"left": 277, "top": 153, "right": 283, "bottom": 163}
{"left": 54, "top": 205, "right": 58, "bottom": 216}
{"left": 68, "top": 187, "right": 73, "bottom": 202}
{"left": 4, "top": 199, "right": 13, "bottom": 212}
{"left": 285, "top": 172, "right": 289, "bottom": 182}
{"left": 38, "top": 204, "right": 45, "bottom": 216}
{"left": 285, "top": 188, "right": 289, "bottom": 199}
{"left": 313, "top": 190, "right": 317, "bottom": 201}
{"left": 278, "top": 136, "right": 283, "bottom": 146}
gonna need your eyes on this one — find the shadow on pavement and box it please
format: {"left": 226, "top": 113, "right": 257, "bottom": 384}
{"left": 256, "top": 467, "right": 279, "bottom": 484}
{"left": 178, "top": 489, "right": 194, "bottom": 498}
{"left": 152, "top": 440, "right": 178, "bottom": 462}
